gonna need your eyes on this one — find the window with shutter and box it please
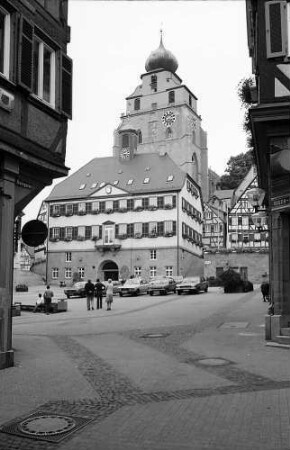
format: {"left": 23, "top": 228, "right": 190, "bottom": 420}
{"left": 0, "top": 6, "right": 10, "bottom": 78}
{"left": 134, "top": 222, "right": 142, "bottom": 236}
{"left": 32, "top": 37, "right": 56, "bottom": 106}
{"left": 265, "top": 1, "right": 287, "bottom": 58}
{"left": 92, "top": 225, "right": 100, "bottom": 239}
{"left": 61, "top": 53, "right": 73, "bottom": 118}
{"left": 85, "top": 226, "right": 91, "bottom": 240}
{"left": 149, "top": 222, "right": 157, "bottom": 235}
{"left": 164, "top": 220, "right": 173, "bottom": 235}
{"left": 78, "top": 202, "right": 86, "bottom": 214}
{"left": 78, "top": 226, "right": 85, "bottom": 237}
{"left": 92, "top": 201, "right": 99, "bottom": 213}
{"left": 18, "top": 17, "right": 33, "bottom": 90}
{"left": 149, "top": 197, "right": 157, "bottom": 208}
{"left": 118, "top": 223, "right": 126, "bottom": 234}
{"left": 65, "top": 227, "right": 72, "bottom": 240}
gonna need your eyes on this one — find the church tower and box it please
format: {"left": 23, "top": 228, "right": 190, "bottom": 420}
{"left": 113, "top": 33, "right": 209, "bottom": 201}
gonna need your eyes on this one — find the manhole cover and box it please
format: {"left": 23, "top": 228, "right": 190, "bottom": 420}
{"left": 140, "top": 333, "right": 169, "bottom": 338}
{"left": 18, "top": 415, "right": 76, "bottom": 436}
{"left": 0, "top": 411, "right": 92, "bottom": 443}
{"left": 198, "top": 358, "right": 230, "bottom": 366}
{"left": 220, "top": 322, "right": 248, "bottom": 329}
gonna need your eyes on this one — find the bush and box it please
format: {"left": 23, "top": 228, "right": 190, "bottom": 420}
{"left": 242, "top": 280, "right": 253, "bottom": 292}
{"left": 219, "top": 269, "right": 243, "bottom": 293}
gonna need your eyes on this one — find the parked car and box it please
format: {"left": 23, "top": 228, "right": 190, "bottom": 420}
{"left": 119, "top": 278, "right": 149, "bottom": 297}
{"left": 148, "top": 276, "right": 176, "bottom": 296}
{"left": 176, "top": 276, "right": 209, "bottom": 295}
{"left": 64, "top": 281, "right": 86, "bottom": 298}
{"left": 15, "top": 284, "right": 28, "bottom": 292}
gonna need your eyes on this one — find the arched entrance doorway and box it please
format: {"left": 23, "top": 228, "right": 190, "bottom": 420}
{"left": 101, "top": 260, "right": 119, "bottom": 281}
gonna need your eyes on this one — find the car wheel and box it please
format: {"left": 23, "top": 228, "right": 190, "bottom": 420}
{"left": 204, "top": 287, "right": 208, "bottom": 293}
{"left": 177, "top": 291, "right": 181, "bottom": 295}
{"left": 66, "top": 295, "right": 70, "bottom": 299}
{"left": 119, "top": 292, "right": 123, "bottom": 297}
{"left": 150, "top": 292, "right": 153, "bottom": 296}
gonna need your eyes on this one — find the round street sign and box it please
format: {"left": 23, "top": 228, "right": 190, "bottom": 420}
{"left": 21, "top": 220, "right": 48, "bottom": 247}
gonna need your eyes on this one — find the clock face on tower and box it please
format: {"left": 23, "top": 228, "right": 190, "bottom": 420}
{"left": 162, "top": 110, "right": 176, "bottom": 128}
{"left": 120, "top": 148, "right": 131, "bottom": 159}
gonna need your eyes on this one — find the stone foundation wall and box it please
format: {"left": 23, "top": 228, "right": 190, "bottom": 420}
{"left": 204, "top": 251, "right": 269, "bottom": 284}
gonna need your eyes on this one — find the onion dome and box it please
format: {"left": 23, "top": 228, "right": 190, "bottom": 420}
{"left": 145, "top": 33, "right": 178, "bottom": 73}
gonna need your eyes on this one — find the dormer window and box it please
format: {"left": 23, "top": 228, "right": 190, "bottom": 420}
{"left": 134, "top": 98, "right": 140, "bottom": 110}
{"left": 167, "top": 175, "right": 174, "bottom": 182}
{"left": 168, "top": 91, "right": 175, "bottom": 104}
{"left": 121, "top": 134, "right": 129, "bottom": 148}
{"left": 143, "top": 177, "right": 150, "bottom": 184}
{"left": 113, "top": 180, "right": 119, "bottom": 186}
{"left": 91, "top": 182, "right": 98, "bottom": 189}
{"left": 150, "top": 75, "right": 157, "bottom": 92}
{"left": 79, "top": 184, "right": 86, "bottom": 190}
{"left": 127, "top": 179, "right": 134, "bottom": 185}
{"left": 99, "top": 182, "right": 105, "bottom": 188}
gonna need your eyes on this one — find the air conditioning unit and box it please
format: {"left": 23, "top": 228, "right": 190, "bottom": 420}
{"left": 0, "top": 88, "right": 14, "bottom": 112}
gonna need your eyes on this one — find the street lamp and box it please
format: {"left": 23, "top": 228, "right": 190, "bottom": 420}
{"left": 247, "top": 187, "right": 268, "bottom": 230}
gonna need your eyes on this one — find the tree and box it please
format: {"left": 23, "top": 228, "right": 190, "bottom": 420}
{"left": 219, "top": 150, "right": 254, "bottom": 189}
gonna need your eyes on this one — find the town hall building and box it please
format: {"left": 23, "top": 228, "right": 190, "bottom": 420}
{"left": 44, "top": 35, "right": 211, "bottom": 284}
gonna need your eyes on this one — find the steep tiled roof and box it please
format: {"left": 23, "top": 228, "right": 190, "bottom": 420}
{"left": 212, "top": 189, "right": 234, "bottom": 200}
{"left": 46, "top": 153, "right": 187, "bottom": 201}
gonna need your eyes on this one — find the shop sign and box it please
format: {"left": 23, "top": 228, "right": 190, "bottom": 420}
{"left": 204, "top": 261, "right": 211, "bottom": 265}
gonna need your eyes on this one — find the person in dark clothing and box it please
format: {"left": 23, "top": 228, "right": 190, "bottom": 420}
{"left": 95, "top": 279, "right": 105, "bottom": 310}
{"left": 261, "top": 281, "right": 270, "bottom": 302}
{"left": 85, "top": 279, "right": 95, "bottom": 311}
{"left": 43, "top": 286, "right": 54, "bottom": 314}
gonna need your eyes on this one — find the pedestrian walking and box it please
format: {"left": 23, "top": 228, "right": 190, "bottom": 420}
{"left": 261, "top": 281, "right": 270, "bottom": 302}
{"left": 33, "top": 293, "right": 44, "bottom": 313}
{"left": 43, "top": 286, "right": 54, "bottom": 315}
{"left": 85, "top": 279, "right": 95, "bottom": 310}
{"left": 105, "top": 279, "right": 114, "bottom": 311}
{"left": 95, "top": 279, "right": 105, "bottom": 310}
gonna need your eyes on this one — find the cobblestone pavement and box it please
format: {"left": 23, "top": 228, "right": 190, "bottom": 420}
{"left": 0, "top": 289, "right": 290, "bottom": 449}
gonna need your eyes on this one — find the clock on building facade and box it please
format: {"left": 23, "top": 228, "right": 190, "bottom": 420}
{"left": 120, "top": 148, "right": 131, "bottom": 160}
{"left": 161, "top": 110, "right": 176, "bottom": 128}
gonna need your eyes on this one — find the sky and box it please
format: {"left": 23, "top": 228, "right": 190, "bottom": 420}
{"left": 23, "top": 0, "right": 252, "bottom": 223}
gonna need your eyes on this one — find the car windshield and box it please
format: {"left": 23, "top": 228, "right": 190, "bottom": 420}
{"left": 183, "top": 277, "right": 199, "bottom": 283}
{"left": 74, "top": 282, "right": 85, "bottom": 288}
{"left": 124, "top": 279, "right": 140, "bottom": 285}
